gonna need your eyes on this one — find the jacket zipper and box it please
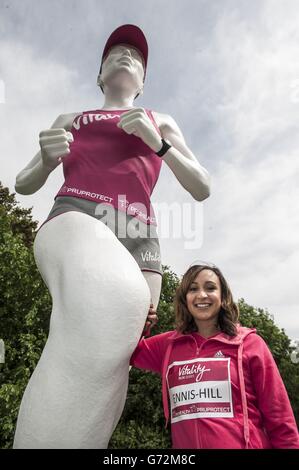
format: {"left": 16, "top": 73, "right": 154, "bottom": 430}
{"left": 195, "top": 340, "right": 203, "bottom": 448}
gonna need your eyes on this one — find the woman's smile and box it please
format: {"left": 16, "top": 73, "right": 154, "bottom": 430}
{"left": 193, "top": 303, "right": 212, "bottom": 309}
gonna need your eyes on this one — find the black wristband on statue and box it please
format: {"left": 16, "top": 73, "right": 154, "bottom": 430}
{"left": 156, "top": 138, "right": 172, "bottom": 157}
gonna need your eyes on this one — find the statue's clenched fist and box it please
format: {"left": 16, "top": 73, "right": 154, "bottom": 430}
{"left": 39, "top": 128, "right": 74, "bottom": 169}
{"left": 117, "top": 107, "right": 162, "bottom": 152}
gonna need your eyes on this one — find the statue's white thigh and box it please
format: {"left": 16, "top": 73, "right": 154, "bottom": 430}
{"left": 13, "top": 212, "right": 150, "bottom": 449}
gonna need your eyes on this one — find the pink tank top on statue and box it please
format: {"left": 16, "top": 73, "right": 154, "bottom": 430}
{"left": 55, "top": 109, "right": 162, "bottom": 225}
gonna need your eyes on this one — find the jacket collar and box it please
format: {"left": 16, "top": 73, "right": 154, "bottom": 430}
{"left": 166, "top": 325, "right": 256, "bottom": 346}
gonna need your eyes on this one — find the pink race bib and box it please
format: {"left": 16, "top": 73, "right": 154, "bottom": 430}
{"left": 167, "top": 357, "right": 234, "bottom": 423}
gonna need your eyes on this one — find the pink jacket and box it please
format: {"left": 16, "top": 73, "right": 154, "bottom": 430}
{"left": 130, "top": 326, "right": 299, "bottom": 449}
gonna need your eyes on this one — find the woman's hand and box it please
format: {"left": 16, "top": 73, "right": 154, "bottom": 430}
{"left": 143, "top": 303, "right": 158, "bottom": 336}
{"left": 39, "top": 128, "right": 74, "bottom": 169}
{"left": 117, "top": 107, "right": 162, "bottom": 152}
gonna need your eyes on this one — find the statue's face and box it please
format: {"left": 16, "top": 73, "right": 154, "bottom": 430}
{"left": 100, "top": 44, "right": 145, "bottom": 93}
{"left": 104, "top": 44, "right": 145, "bottom": 70}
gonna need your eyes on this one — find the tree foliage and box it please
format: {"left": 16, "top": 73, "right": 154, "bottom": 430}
{"left": 0, "top": 182, "right": 298, "bottom": 449}
{"left": 0, "top": 182, "right": 51, "bottom": 448}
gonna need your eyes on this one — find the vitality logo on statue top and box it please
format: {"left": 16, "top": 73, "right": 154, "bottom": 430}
{"left": 73, "top": 113, "right": 120, "bottom": 131}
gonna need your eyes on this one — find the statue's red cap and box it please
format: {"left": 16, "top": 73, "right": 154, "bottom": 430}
{"left": 100, "top": 24, "right": 148, "bottom": 79}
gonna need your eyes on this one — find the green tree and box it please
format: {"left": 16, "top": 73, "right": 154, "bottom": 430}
{"left": 0, "top": 182, "right": 51, "bottom": 448}
{"left": 0, "top": 184, "right": 37, "bottom": 247}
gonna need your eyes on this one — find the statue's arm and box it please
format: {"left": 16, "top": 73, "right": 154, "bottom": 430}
{"left": 15, "top": 112, "right": 78, "bottom": 195}
{"left": 154, "top": 112, "right": 211, "bottom": 201}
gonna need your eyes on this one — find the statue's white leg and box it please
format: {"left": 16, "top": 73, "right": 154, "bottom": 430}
{"left": 13, "top": 211, "right": 150, "bottom": 449}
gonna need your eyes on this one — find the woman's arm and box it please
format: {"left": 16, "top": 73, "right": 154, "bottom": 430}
{"left": 15, "top": 112, "right": 78, "bottom": 195}
{"left": 130, "top": 331, "right": 172, "bottom": 374}
{"left": 247, "top": 334, "right": 299, "bottom": 448}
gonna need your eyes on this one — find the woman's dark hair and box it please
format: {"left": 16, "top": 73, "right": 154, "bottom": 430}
{"left": 174, "top": 264, "right": 239, "bottom": 336}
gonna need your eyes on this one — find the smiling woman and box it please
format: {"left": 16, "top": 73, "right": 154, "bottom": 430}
{"left": 13, "top": 24, "right": 210, "bottom": 448}
{"left": 178, "top": 265, "right": 239, "bottom": 337}
{"left": 131, "top": 263, "right": 299, "bottom": 449}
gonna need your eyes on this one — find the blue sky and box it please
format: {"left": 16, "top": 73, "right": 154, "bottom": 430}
{"left": 1, "top": 0, "right": 299, "bottom": 341}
